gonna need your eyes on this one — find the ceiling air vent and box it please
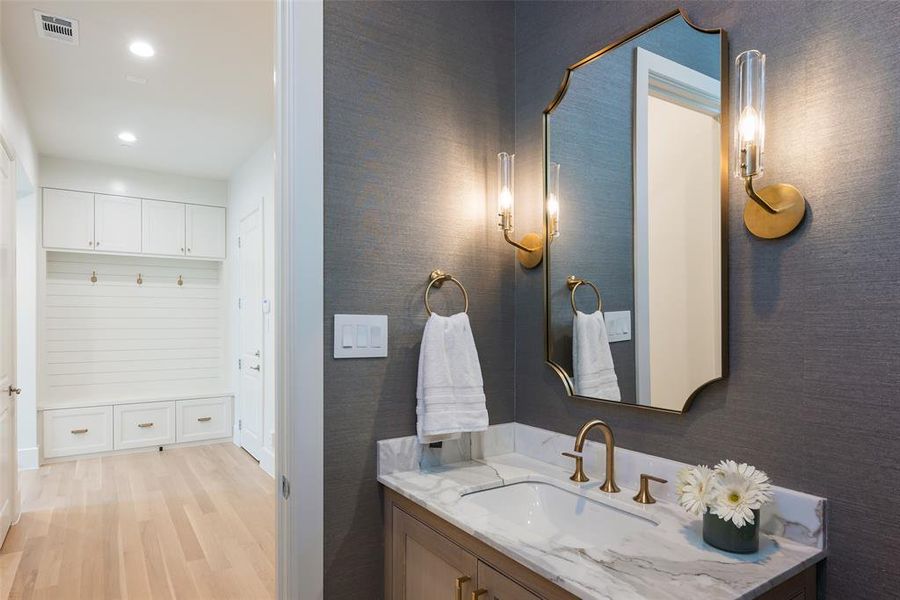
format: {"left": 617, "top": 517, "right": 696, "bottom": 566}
{"left": 33, "top": 10, "right": 79, "bottom": 45}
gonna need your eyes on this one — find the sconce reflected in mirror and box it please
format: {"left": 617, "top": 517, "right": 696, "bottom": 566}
{"left": 497, "top": 152, "right": 543, "bottom": 268}
{"left": 736, "top": 50, "right": 806, "bottom": 239}
{"left": 547, "top": 162, "right": 560, "bottom": 241}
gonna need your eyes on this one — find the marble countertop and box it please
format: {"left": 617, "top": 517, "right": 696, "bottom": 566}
{"left": 378, "top": 424, "right": 826, "bottom": 600}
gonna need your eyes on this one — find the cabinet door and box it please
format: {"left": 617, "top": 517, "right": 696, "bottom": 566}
{"left": 476, "top": 562, "right": 542, "bottom": 600}
{"left": 141, "top": 199, "right": 185, "bottom": 256}
{"left": 94, "top": 194, "right": 142, "bottom": 253}
{"left": 392, "top": 507, "right": 477, "bottom": 600}
{"left": 43, "top": 188, "right": 94, "bottom": 250}
{"left": 185, "top": 204, "right": 225, "bottom": 259}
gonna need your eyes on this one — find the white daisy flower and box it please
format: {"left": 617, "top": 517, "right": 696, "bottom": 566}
{"left": 675, "top": 465, "right": 718, "bottom": 517}
{"left": 710, "top": 460, "right": 774, "bottom": 528}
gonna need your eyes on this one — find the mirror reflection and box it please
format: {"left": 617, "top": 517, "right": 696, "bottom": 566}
{"left": 544, "top": 12, "right": 726, "bottom": 412}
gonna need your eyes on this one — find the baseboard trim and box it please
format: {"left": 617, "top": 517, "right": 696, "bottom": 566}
{"left": 259, "top": 446, "right": 275, "bottom": 478}
{"left": 18, "top": 446, "right": 39, "bottom": 471}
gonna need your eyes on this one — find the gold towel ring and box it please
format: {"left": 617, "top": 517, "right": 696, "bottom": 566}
{"left": 424, "top": 270, "right": 469, "bottom": 316}
{"left": 567, "top": 275, "right": 601, "bottom": 314}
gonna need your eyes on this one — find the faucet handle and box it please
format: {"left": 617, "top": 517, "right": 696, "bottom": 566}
{"left": 633, "top": 473, "right": 667, "bottom": 504}
{"left": 561, "top": 451, "right": 589, "bottom": 483}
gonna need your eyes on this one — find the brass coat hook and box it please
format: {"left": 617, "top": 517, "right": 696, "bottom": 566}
{"left": 137, "top": 273, "right": 143, "bottom": 286}
{"left": 90, "top": 271, "right": 98, "bottom": 284}
{"left": 177, "top": 275, "right": 184, "bottom": 287}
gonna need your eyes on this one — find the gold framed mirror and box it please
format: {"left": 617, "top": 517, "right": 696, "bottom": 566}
{"left": 543, "top": 9, "right": 728, "bottom": 413}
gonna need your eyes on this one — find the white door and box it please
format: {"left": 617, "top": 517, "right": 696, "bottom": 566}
{"left": 238, "top": 207, "right": 264, "bottom": 460}
{"left": 141, "top": 199, "right": 185, "bottom": 256}
{"left": 0, "top": 142, "right": 19, "bottom": 545}
{"left": 42, "top": 188, "right": 94, "bottom": 250}
{"left": 94, "top": 194, "right": 142, "bottom": 253}
{"left": 186, "top": 204, "right": 226, "bottom": 259}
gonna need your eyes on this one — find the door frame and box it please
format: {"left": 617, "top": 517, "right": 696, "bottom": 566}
{"left": 275, "top": 1, "right": 324, "bottom": 598}
{"left": 0, "top": 133, "right": 20, "bottom": 538}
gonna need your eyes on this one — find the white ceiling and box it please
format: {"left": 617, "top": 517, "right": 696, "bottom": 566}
{"left": 2, "top": 0, "right": 274, "bottom": 179}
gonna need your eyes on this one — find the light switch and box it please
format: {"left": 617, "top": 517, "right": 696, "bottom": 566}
{"left": 604, "top": 311, "right": 632, "bottom": 343}
{"left": 341, "top": 325, "right": 354, "bottom": 348}
{"left": 334, "top": 314, "right": 389, "bottom": 358}
{"left": 370, "top": 325, "right": 383, "bottom": 348}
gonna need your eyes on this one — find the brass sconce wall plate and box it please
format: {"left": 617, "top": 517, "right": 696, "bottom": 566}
{"left": 512, "top": 232, "right": 543, "bottom": 269}
{"left": 743, "top": 180, "right": 806, "bottom": 239}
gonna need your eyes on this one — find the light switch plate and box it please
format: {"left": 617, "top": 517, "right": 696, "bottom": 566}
{"left": 334, "top": 314, "right": 388, "bottom": 358}
{"left": 604, "top": 311, "right": 631, "bottom": 342}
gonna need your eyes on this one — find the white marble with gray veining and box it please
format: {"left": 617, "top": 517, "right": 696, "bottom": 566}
{"left": 378, "top": 423, "right": 826, "bottom": 599}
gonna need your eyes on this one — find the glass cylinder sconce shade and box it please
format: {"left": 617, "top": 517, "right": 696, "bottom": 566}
{"left": 497, "top": 152, "right": 514, "bottom": 231}
{"left": 547, "top": 162, "right": 560, "bottom": 240}
{"left": 735, "top": 50, "right": 765, "bottom": 178}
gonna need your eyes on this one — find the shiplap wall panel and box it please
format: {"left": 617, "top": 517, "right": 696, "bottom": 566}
{"left": 42, "top": 252, "right": 226, "bottom": 405}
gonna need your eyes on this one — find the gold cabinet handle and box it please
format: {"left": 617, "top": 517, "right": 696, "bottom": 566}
{"left": 71, "top": 428, "right": 88, "bottom": 434}
{"left": 138, "top": 422, "right": 154, "bottom": 428}
{"left": 471, "top": 590, "right": 488, "bottom": 600}
{"left": 633, "top": 473, "right": 668, "bottom": 504}
{"left": 455, "top": 576, "right": 471, "bottom": 600}
{"left": 197, "top": 416, "right": 212, "bottom": 422}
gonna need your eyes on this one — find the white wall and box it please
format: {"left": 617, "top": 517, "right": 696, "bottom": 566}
{"left": 40, "top": 156, "right": 227, "bottom": 207}
{"left": 226, "top": 137, "right": 275, "bottom": 476}
{"left": 2, "top": 52, "right": 40, "bottom": 470}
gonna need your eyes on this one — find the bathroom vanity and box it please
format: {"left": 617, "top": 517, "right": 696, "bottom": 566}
{"left": 379, "top": 424, "right": 825, "bottom": 600}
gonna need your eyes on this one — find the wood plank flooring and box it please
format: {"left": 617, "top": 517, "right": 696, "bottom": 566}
{"left": 0, "top": 443, "right": 275, "bottom": 600}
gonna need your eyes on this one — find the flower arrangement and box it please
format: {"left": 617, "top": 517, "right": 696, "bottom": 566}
{"left": 676, "top": 460, "right": 774, "bottom": 527}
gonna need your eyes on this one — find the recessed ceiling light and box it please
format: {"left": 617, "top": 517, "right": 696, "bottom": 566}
{"left": 129, "top": 40, "right": 154, "bottom": 58}
{"left": 118, "top": 131, "right": 137, "bottom": 144}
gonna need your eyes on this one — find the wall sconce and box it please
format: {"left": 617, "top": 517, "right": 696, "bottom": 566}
{"left": 497, "top": 152, "right": 543, "bottom": 268}
{"left": 736, "top": 50, "right": 806, "bottom": 239}
{"left": 547, "top": 162, "right": 561, "bottom": 241}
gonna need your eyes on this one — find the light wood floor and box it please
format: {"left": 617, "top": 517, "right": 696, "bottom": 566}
{"left": 0, "top": 443, "right": 275, "bottom": 600}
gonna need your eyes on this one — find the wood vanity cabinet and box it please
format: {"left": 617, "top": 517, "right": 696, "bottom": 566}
{"left": 383, "top": 488, "right": 819, "bottom": 600}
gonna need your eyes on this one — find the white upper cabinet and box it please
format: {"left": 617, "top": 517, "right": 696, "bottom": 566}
{"left": 142, "top": 199, "right": 186, "bottom": 256}
{"left": 43, "top": 189, "right": 94, "bottom": 251}
{"left": 94, "top": 195, "right": 142, "bottom": 254}
{"left": 186, "top": 204, "right": 226, "bottom": 259}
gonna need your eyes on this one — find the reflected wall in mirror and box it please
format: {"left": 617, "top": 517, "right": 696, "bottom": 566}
{"left": 544, "top": 10, "right": 727, "bottom": 413}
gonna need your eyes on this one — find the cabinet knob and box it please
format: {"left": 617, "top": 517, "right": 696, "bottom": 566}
{"left": 88, "top": 241, "right": 93, "bottom": 246}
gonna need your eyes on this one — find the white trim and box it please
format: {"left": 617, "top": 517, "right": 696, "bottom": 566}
{"left": 633, "top": 48, "right": 720, "bottom": 406}
{"left": 276, "top": 1, "right": 324, "bottom": 599}
{"left": 259, "top": 446, "right": 275, "bottom": 478}
{"left": 18, "top": 447, "right": 38, "bottom": 471}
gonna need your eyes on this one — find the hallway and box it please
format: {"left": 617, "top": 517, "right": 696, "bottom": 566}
{"left": 0, "top": 443, "right": 275, "bottom": 599}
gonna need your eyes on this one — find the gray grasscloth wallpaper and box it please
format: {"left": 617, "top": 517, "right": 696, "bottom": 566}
{"left": 514, "top": 2, "right": 900, "bottom": 599}
{"left": 323, "top": 2, "right": 515, "bottom": 597}
{"left": 325, "top": 0, "right": 899, "bottom": 598}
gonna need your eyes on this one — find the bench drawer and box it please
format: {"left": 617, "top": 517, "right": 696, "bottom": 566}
{"left": 43, "top": 406, "right": 114, "bottom": 458}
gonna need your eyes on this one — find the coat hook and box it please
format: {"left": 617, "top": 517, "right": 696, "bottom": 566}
{"left": 137, "top": 273, "right": 143, "bottom": 286}
{"left": 177, "top": 275, "right": 183, "bottom": 287}
{"left": 90, "top": 271, "right": 98, "bottom": 284}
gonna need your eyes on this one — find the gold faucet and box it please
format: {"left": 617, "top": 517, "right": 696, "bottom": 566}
{"left": 561, "top": 419, "right": 620, "bottom": 493}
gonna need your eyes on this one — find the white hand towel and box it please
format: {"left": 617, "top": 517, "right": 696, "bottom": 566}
{"left": 573, "top": 310, "right": 621, "bottom": 401}
{"left": 416, "top": 312, "right": 488, "bottom": 444}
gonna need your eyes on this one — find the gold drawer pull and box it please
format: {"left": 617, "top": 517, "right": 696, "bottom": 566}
{"left": 471, "top": 590, "right": 488, "bottom": 600}
{"left": 138, "top": 422, "right": 154, "bottom": 428}
{"left": 71, "top": 428, "right": 88, "bottom": 434}
{"left": 197, "top": 416, "right": 212, "bottom": 422}
{"left": 455, "top": 576, "right": 471, "bottom": 600}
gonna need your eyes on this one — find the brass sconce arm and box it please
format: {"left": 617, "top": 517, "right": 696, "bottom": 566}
{"left": 744, "top": 176, "right": 783, "bottom": 214}
{"left": 503, "top": 228, "right": 541, "bottom": 253}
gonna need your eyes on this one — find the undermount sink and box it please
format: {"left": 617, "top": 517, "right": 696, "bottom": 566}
{"left": 460, "top": 481, "right": 656, "bottom": 550}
